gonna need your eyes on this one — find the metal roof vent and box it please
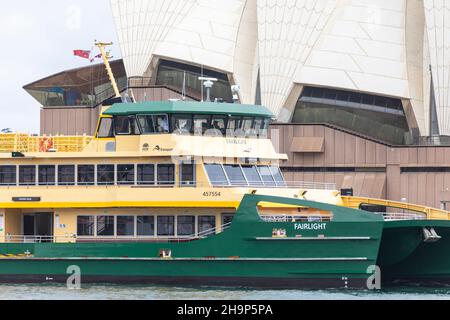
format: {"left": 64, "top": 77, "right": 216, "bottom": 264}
{"left": 199, "top": 77, "right": 217, "bottom": 102}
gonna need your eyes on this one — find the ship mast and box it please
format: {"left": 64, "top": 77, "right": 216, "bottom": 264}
{"left": 95, "top": 41, "right": 121, "bottom": 99}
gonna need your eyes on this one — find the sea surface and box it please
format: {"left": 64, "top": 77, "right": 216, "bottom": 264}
{"left": 0, "top": 284, "right": 449, "bottom": 300}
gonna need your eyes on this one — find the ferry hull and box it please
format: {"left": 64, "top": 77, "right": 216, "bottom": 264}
{"left": 379, "top": 220, "right": 450, "bottom": 286}
{"left": 0, "top": 195, "right": 384, "bottom": 289}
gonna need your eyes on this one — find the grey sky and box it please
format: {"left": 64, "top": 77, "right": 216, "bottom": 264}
{"left": 0, "top": 0, "right": 120, "bottom": 134}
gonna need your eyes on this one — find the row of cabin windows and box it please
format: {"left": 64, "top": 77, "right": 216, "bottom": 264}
{"left": 77, "top": 215, "right": 231, "bottom": 237}
{"left": 0, "top": 164, "right": 191, "bottom": 186}
{"left": 205, "top": 164, "right": 286, "bottom": 187}
{"left": 98, "top": 114, "right": 271, "bottom": 138}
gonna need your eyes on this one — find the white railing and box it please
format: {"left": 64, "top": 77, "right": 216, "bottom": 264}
{"left": 374, "top": 212, "right": 426, "bottom": 221}
{"left": 3, "top": 235, "right": 55, "bottom": 243}
{"left": 260, "top": 215, "right": 332, "bottom": 223}
{"left": 1, "top": 181, "right": 337, "bottom": 190}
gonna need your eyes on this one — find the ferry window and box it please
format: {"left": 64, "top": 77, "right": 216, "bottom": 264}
{"left": 97, "top": 118, "right": 114, "bottom": 138}
{"left": 137, "top": 164, "right": 155, "bottom": 185}
{"left": 115, "top": 116, "right": 130, "bottom": 135}
{"left": 270, "top": 166, "right": 287, "bottom": 187}
{"left": 180, "top": 163, "right": 196, "bottom": 187}
{"left": 227, "top": 117, "right": 242, "bottom": 131}
{"left": 77, "top": 216, "right": 95, "bottom": 237}
{"left": 157, "top": 164, "right": 175, "bottom": 185}
{"left": 223, "top": 165, "right": 247, "bottom": 186}
{"left": 172, "top": 114, "right": 193, "bottom": 134}
{"left": 242, "top": 165, "right": 263, "bottom": 186}
{"left": 260, "top": 119, "right": 270, "bottom": 137}
{"left": 210, "top": 116, "right": 227, "bottom": 136}
{"left": 242, "top": 117, "right": 254, "bottom": 132}
{"left": 137, "top": 115, "right": 155, "bottom": 134}
{"left": 154, "top": 115, "right": 170, "bottom": 133}
{"left": 221, "top": 213, "right": 234, "bottom": 226}
{"left": 97, "top": 165, "right": 115, "bottom": 185}
{"left": 117, "top": 216, "right": 135, "bottom": 236}
{"left": 157, "top": 216, "right": 175, "bottom": 236}
{"left": 198, "top": 216, "right": 216, "bottom": 236}
{"left": 19, "top": 166, "right": 36, "bottom": 186}
{"left": 205, "top": 164, "right": 229, "bottom": 186}
{"left": 193, "top": 115, "right": 212, "bottom": 135}
{"left": 77, "top": 165, "right": 95, "bottom": 186}
{"left": 97, "top": 216, "right": 115, "bottom": 236}
{"left": 58, "top": 165, "right": 75, "bottom": 186}
{"left": 137, "top": 216, "right": 155, "bottom": 236}
{"left": 253, "top": 118, "right": 264, "bottom": 137}
{"left": 177, "top": 216, "right": 195, "bottom": 236}
{"left": 0, "top": 166, "right": 16, "bottom": 186}
{"left": 257, "top": 166, "right": 276, "bottom": 187}
{"left": 38, "top": 165, "right": 56, "bottom": 186}
{"left": 117, "top": 164, "right": 135, "bottom": 185}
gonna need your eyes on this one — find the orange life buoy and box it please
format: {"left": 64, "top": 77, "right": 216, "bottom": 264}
{"left": 39, "top": 136, "right": 54, "bottom": 152}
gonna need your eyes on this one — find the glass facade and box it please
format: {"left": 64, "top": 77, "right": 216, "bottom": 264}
{"left": 292, "top": 86, "right": 411, "bottom": 145}
{"left": 155, "top": 60, "right": 232, "bottom": 102}
{"left": 24, "top": 60, "right": 127, "bottom": 107}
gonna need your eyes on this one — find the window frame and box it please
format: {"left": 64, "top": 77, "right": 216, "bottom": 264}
{"left": 0, "top": 165, "right": 17, "bottom": 186}
{"left": 38, "top": 165, "right": 56, "bottom": 186}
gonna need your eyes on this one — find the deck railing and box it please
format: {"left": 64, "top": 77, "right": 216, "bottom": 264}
{"left": 260, "top": 215, "right": 332, "bottom": 223}
{"left": 374, "top": 212, "right": 426, "bottom": 221}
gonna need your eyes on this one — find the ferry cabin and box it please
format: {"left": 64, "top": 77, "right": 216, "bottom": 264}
{"left": 0, "top": 101, "right": 338, "bottom": 244}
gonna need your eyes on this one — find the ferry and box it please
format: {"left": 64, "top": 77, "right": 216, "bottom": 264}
{"left": 0, "top": 44, "right": 449, "bottom": 288}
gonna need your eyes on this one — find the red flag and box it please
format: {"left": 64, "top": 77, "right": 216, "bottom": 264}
{"left": 73, "top": 50, "right": 91, "bottom": 60}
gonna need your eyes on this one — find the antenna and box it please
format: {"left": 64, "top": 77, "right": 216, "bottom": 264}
{"left": 199, "top": 77, "right": 218, "bottom": 102}
{"left": 182, "top": 71, "right": 186, "bottom": 101}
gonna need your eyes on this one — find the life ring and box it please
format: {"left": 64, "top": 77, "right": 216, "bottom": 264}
{"left": 39, "top": 136, "right": 54, "bottom": 152}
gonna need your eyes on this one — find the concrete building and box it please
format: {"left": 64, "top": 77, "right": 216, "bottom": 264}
{"left": 24, "top": 0, "right": 450, "bottom": 209}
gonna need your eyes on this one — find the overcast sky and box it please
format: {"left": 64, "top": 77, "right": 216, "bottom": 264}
{"left": 0, "top": 0, "right": 120, "bottom": 134}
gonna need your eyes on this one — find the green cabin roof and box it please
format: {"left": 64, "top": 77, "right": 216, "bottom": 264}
{"left": 104, "top": 101, "right": 275, "bottom": 119}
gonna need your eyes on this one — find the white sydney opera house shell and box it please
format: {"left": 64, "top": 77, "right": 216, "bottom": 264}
{"left": 110, "top": 0, "right": 450, "bottom": 137}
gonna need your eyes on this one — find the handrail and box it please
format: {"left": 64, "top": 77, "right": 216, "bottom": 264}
{"left": 373, "top": 212, "right": 426, "bottom": 221}
{"left": 260, "top": 215, "right": 332, "bottom": 223}
{"left": 341, "top": 196, "right": 450, "bottom": 221}
{"left": 0, "top": 181, "right": 337, "bottom": 190}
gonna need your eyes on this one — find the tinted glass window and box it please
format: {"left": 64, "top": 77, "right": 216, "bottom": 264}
{"left": 157, "top": 164, "right": 175, "bottom": 185}
{"left": 177, "top": 216, "right": 195, "bottom": 236}
{"left": 117, "top": 216, "right": 135, "bottom": 236}
{"left": 38, "top": 165, "right": 55, "bottom": 186}
{"left": 97, "top": 165, "right": 115, "bottom": 185}
{"left": 137, "top": 216, "right": 155, "bottom": 236}
{"left": 137, "top": 115, "right": 155, "bottom": 134}
{"left": 270, "top": 166, "right": 286, "bottom": 186}
{"left": 193, "top": 115, "right": 212, "bottom": 135}
{"left": 58, "top": 165, "right": 75, "bottom": 185}
{"left": 222, "top": 214, "right": 234, "bottom": 226}
{"left": 172, "top": 115, "right": 193, "bottom": 134}
{"left": 242, "top": 117, "right": 254, "bottom": 132}
{"left": 205, "top": 164, "right": 228, "bottom": 186}
{"left": 257, "top": 166, "right": 276, "bottom": 187}
{"left": 223, "top": 165, "right": 247, "bottom": 186}
{"left": 154, "top": 115, "right": 169, "bottom": 133}
{"left": 117, "top": 164, "right": 135, "bottom": 185}
{"left": 242, "top": 166, "right": 263, "bottom": 186}
{"left": 227, "top": 117, "right": 242, "bottom": 136}
{"left": 97, "top": 216, "right": 115, "bottom": 236}
{"left": 78, "top": 165, "right": 95, "bottom": 186}
{"left": 198, "top": 216, "right": 216, "bottom": 236}
{"left": 180, "top": 163, "right": 196, "bottom": 187}
{"left": 137, "top": 164, "right": 155, "bottom": 185}
{"left": 211, "top": 116, "right": 227, "bottom": 135}
{"left": 19, "top": 166, "right": 36, "bottom": 186}
{"left": 115, "top": 116, "right": 131, "bottom": 135}
{"left": 77, "top": 216, "right": 95, "bottom": 236}
{"left": 157, "top": 216, "right": 175, "bottom": 236}
{"left": 98, "top": 118, "right": 114, "bottom": 138}
{"left": 0, "top": 166, "right": 16, "bottom": 186}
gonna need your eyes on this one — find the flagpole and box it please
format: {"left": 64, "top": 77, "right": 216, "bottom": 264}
{"left": 95, "top": 42, "right": 121, "bottom": 99}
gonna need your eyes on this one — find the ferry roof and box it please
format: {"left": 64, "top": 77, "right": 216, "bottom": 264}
{"left": 104, "top": 101, "right": 275, "bottom": 118}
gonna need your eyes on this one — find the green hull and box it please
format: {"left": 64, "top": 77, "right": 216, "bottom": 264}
{"left": 379, "top": 220, "right": 450, "bottom": 285}
{"left": 0, "top": 195, "right": 384, "bottom": 289}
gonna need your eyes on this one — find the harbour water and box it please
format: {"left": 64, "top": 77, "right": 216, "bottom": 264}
{"left": 0, "top": 284, "right": 449, "bottom": 300}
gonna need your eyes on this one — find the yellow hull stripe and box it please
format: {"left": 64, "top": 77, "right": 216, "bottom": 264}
{"left": 0, "top": 201, "right": 241, "bottom": 209}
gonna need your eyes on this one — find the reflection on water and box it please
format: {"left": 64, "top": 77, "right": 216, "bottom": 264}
{"left": 0, "top": 284, "right": 449, "bottom": 300}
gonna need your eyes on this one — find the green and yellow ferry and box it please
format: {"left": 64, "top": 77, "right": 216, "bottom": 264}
{"left": 0, "top": 98, "right": 449, "bottom": 288}
{"left": 1, "top": 43, "right": 450, "bottom": 289}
